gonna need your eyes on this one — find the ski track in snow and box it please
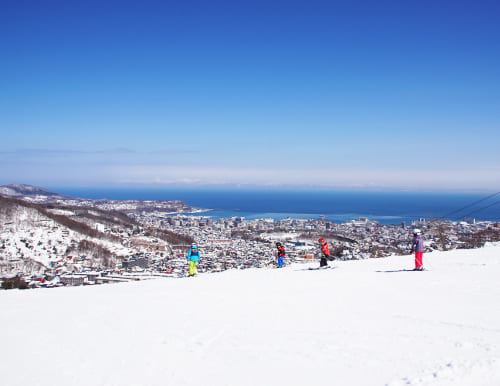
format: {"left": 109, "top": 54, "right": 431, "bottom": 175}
{"left": 1, "top": 243, "right": 500, "bottom": 386}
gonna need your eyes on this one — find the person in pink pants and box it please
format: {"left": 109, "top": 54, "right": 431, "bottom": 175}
{"left": 411, "top": 229, "right": 424, "bottom": 271}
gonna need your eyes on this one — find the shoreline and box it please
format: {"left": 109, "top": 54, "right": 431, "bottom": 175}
{"left": 165, "top": 210, "right": 494, "bottom": 226}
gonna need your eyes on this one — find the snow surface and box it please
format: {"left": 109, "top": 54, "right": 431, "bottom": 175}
{"left": 1, "top": 244, "right": 500, "bottom": 386}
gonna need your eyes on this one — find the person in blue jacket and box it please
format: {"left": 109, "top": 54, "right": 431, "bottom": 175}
{"left": 187, "top": 243, "right": 200, "bottom": 276}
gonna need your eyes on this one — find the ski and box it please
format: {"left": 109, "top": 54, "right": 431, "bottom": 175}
{"left": 307, "top": 266, "right": 335, "bottom": 271}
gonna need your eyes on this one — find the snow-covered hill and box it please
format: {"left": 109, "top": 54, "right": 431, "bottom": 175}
{"left": 1, "top": 244, "right": 499, "bottom": 386}
{"left": 0, "top": 197, "right": 133, "bottom": 275}
{"left": 0, "top": 184, "right": 69, "bottom": 202}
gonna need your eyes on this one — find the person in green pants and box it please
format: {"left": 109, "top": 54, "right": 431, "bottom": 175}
{"left": 187, "top": 243, "right": 200, "bottom": 276}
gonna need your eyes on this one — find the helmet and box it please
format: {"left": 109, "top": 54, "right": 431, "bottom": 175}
{"left": 413, "top": 229, "right": 421, "bottom": 235}
{"left": 276, "top": 242, "right": 282, "bottom": 247}
{"left": 318, "top": 238, "right": 325, "bottom": 243}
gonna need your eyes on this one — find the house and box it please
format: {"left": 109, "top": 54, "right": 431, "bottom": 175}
{"left": 60, "top": 275, "right": 85, "bottom": 286}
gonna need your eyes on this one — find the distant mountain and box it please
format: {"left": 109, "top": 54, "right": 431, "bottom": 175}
{"left": 0, "top": 184, "right": 71, "bottom": 202}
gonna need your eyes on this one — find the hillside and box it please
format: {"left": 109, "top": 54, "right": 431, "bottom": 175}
{"left": 0, "top": 196, "right": 135, "bottom": 275}
{"left": 0, "top": 184, "right": 70, "bottom": 202}
{"left": 1, "top": 244, "right": 499, "bottom": 386}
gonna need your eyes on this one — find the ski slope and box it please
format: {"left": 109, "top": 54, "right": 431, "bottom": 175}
{"left": 1, "top": 244, "right": 500, "bottom": 386}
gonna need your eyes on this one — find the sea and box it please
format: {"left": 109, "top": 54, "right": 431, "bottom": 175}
{"left": 52, "top": 188, "right": 500, "bottom": 225}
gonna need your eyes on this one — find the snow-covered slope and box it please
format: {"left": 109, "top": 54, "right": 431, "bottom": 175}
{"left": 1, "top": 244, "right": 500, "bottom": 386}
{"left": 0, "top": 197, "right": 133, "bottom": 274}
{"left": 0, "top": 184, "right": 69, "bottom": 202}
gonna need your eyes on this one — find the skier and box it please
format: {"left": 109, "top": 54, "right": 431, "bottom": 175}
{"left": 276, "top": 242, "right": 285, "bottom": 268}
{"left": 318, "top": 238, "right": 330, "bottom": 267}
{"left": 411, "top": 229, "right": 424, "bottom": 271}
{"left": 187, "top": 243, "right": 200, "bottom": 277}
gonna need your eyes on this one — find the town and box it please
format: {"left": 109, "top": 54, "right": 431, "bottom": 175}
{"left": 1, "top": 190, "right": 499, "bottom": 290}
{"left": 138, "top": 212, "right": 499, "bottom": 274}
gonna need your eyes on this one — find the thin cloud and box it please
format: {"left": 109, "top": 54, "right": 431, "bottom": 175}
{"left": 147, "top": 149, "right": 197, "bottom": 155}
{"left": 94, "top": 148, "right": 137, "bottom": 154}
{"left": 0, "top": 149, "right": 86, "bottom": 155}
{"left": 0, "top": 148, "right": 137, "bottom": 156}
{"left": 107, "top": 164, "right": 500, "bottom": 191}
{"left": 0, "top": 148, "right": 194, "bottom": 156}
{"left": 0, "top": 148, "right": 197, "bottom": 164}
{"left": 2, "top": 154, "right": 499, "bottom": 191}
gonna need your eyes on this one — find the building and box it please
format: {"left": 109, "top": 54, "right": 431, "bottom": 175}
{"left": 122, "top": 256, "right": 149, "bottom": 269}
{"left": 60, "top": 275, "right": 85, "bottom": 286}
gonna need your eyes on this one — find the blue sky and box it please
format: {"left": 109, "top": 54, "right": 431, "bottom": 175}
{"left": 1, "top": 0, "right": 499, "bottom": 191}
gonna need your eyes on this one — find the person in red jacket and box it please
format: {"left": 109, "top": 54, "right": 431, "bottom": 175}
{"left": 318, "top": 238, "right": 330, "bottom": 267}
{"left": 276, "top": 242, "right": 285, "bottom": 268}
